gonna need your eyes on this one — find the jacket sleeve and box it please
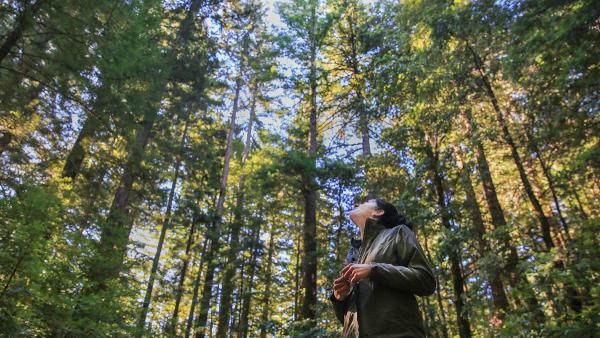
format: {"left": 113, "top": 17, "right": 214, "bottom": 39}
{"left": 369, "top": 225, "right": 437, "bottom": 296}
{"left": 328, "top": 285, "right": 355, "bottom": 324}
{"left": 329, "top": 245, "right": 358, "bottom": 324}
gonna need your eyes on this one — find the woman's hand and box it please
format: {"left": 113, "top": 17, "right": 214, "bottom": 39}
{"left": 333, "top": 276, "right": 351, "bottom": 300}
{"left": 341, "top": 263, "right": 372, "bottom": 284}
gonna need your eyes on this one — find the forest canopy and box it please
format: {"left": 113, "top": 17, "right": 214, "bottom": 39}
{"left": 0, "top": 0, "right": 598, "bottom": 337}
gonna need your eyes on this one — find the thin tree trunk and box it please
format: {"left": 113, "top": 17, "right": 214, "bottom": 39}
{"left": 570, "top": 182, "right": 588, "bottom": 220}
{"left": 195, "top": 48, "right": 245, "bottom": 338}
{"left": 294, "top": 220, "right": 302, "bottom": 322}
{"left": 259, "top": 222, "right": 276, "bottom": 338}
{"left": 86, "top": 111, "right": 156, "bottom": 290}
{"left": 461, "top": 106, "right": 545, "bottom": 322}
{"left": 466, "top": 42, "right": 555, "bottom": 251}
{"left": 62, "top": 83, "right": 115, "bottom": 180}
{"left": 466, "top": 42, "right": 583, "bottom": 314}
{"left": 216, "top": 79, "right": 257, "bottom": 337}
{"left": 238, "top": 211, "right": 263, "bottom": 338}
{"left": 301, "top": 2, "right": 319, "bottom": 321}
{"left": 230, "top": 260, "right": 244, "bottom": 337}
{"left": 424, "top": 140, "right": 471, "bottom": 338}
{"left": 84, "top": 0, "right": 204, "bottom": 295}
{"left": 62, "top": 115, "right": 98, "bottom": 179}
{"left": 454, "top": 145, "right": 509, "bottom": 317}
{"left": 422, "top": 217, "right": 449, "bottom": 338}
{"left": 170, "top": 215, "right": 200, "bottom": 333}
{"left": 520, "top": 119, "right": 572, "bottom": 246}
{"left": 346, "top": 3, "right": 374, "bottom": 199}
{"left": 136, "top": 117, "right": 190, "bottom": 335}
{"left": 0, "top": 252, "right": 26, "bottom": 299}
{"left": 0, "top": 0, "right": 48, "bottom": 65}
{"left": 194, "top": 234, "right": 218, "bottom": 338}
{"left": 185, "top": 236, "right": 209, "bottom": 338}
{"left": 335, "top": 190, "right": 344, "bottom": 263}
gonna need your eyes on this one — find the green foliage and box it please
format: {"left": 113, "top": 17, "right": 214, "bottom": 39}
{"left": 0, "top": 184, "right": 63, "bottom": 335}
{"left": 0, "top": 0, "right": 598, "bottom": 337}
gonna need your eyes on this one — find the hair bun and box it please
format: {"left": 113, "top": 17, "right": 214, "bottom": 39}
{"left": 396, "top": 214, "right": 413, "bottom": 230}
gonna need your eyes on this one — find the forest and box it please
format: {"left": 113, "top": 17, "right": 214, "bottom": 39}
{"left": 0, "top": 0, "right": 598, "bottom": 337}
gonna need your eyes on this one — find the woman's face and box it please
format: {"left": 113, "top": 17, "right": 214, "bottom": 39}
{"left": 349, "top": 199, "right": 383, "bottom": 226}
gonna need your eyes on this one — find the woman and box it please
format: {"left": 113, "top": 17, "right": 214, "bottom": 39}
{"left": 329, "top": 198, "right": 437, "bottom": 338}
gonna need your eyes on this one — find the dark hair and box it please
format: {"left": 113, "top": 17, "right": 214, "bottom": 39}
{"left": 374, "top": 198, "right": 413, "bottom": 230}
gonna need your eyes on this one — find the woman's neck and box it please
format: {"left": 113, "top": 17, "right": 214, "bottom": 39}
{"left": 355, "top": 215, "right": 370, "bottom": 240}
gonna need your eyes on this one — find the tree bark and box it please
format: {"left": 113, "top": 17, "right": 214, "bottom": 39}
{"left": 216, "top": 80, "right": 257, "bottom": 337}
{"left": 230, "top": 259, "right": 244, "bottom": 337}
{"left": 335, "top": 190, "right": 345, "bottom": 263}
{"left": 294, "top": 219, "right": 302, "bottom": 322}
{"left": 466, "top": 42, "right": 555, "bottom": 251}
{"left": 422, "top": 229, "right": 449, "bottom": 338}
{"left": 259, "top": 221, "right": 276, "bottom": 338}
{"left": 85, "top": 112, "right": 156, "bottom": 290}
{"left": 424, "top": 140, "right": 471, "bottom": 338}
{"left": 301, "top": 1, "right": 319, "bottom": 321}
{"left": 62, "top": 115, "right": 99, "bottom": 179}
{"left": 237, "top": 211, "right": 263, "bottom": 338}
{"left": 185, "top": 236, "right": 209, "bottom": 338}
{"left": 454, "top": 145, "right": 509, "bottom": 317}
{"left": 62, "top": 81, "right": 114, "bottom": 180}
{"left": 0, "top": 0, "right": 48, "bottom": 65}
{"left": 346, "top": 3, "right": 375, "bottom": 199}
{"left": 520, "top": 117, "right": 572, "bottom": 246}
{"left": 570, "top": 182, "right": 588, "bottom": 220}
{"left": 461, "top": 106, "right": 545, "bottom": 323}
{"left": 84, "top": 0, "right": 205, "bottom": 294}
{"left": 170, "top": 215, "right": 200, "bottom": 334}
{"left": 466, "top": 41, "right": 585, "bottom": 314}
{"left": 195, "top": 45, "right": 245, "bottom": 337}
{"left": 136, "top": 117, "right": 190, "bottom": 335}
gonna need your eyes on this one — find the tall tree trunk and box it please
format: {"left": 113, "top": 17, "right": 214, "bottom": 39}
{"left": 84, "top": 0, "right": 204, "bottom": 293}
{"left": 294, "top": 220, "right": 302, "bottom": 322}
{"left": 237, "top": 211, "right": 263, "bottom": 338}
{"left": 454, "top": 145, "right": 509, "bottom": 318}
{"left": 422, "top": 228, "right": 449, "bottom": 338}
{"left": 185, "top": 236, "right": 209, "bottom": 338}
{"left": 85, "top": 111, "right": 156, "bottom": 290}
{"left": 195, "top": 48, "right": 245, "bottom": 338}
{"left": 346, "top": 3, "right": 374, "bottom": 199}
{"left": 335, "top": 190, "right": 345, "bottom": 263}
{"left": 301, "top": 2, "right": 319, "bottom": 321}
{"left": 466, "top": 42, "right": 583, "bottom": 314}
{"left": 259, "top": 222, "right": 276, "bottom": 338}
{"left": 62, "top": 115, "right": 99, "bottom": 179}
{"left": 461, "top": 106, "right": 546, "bottom": 322}
{"left": 0, "top": 0, "right": 48, "bottom": 65}
{"left": 62, "top": 83, "right": 114, "bottom": 179}
{"left": 136, "top": 117, "right": 190, "bottom": 335}
{"left": 216, "top": 80, "right": 257, "bottom": 337}
{"left": 570, "top": 182, "right": 589, "bottom": 220}
{"left": 170, "top": 215, "right": 201, "bottom": 334}
{"left": 424, "top": 140, "right": 471, "bottom": 338}
{"left": 520, "top": 118, "right": 572, "bottom": 246}
{"left": 230, "top": 260, "right": 244, "bottom": 337}
{"left": 466, "top": 42, "right": 555, "bottom": 251}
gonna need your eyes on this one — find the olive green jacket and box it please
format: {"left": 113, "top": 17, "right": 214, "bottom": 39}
{"left": 329, "top": 217, "right": 437, "bottom": 337}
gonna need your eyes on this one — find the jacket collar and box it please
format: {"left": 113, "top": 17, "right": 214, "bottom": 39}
{"left": 350, "top": 217, "right": 387, "bottom": 248}
{"left": 363, "top": 216, "right": 387, "bottom": 242}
